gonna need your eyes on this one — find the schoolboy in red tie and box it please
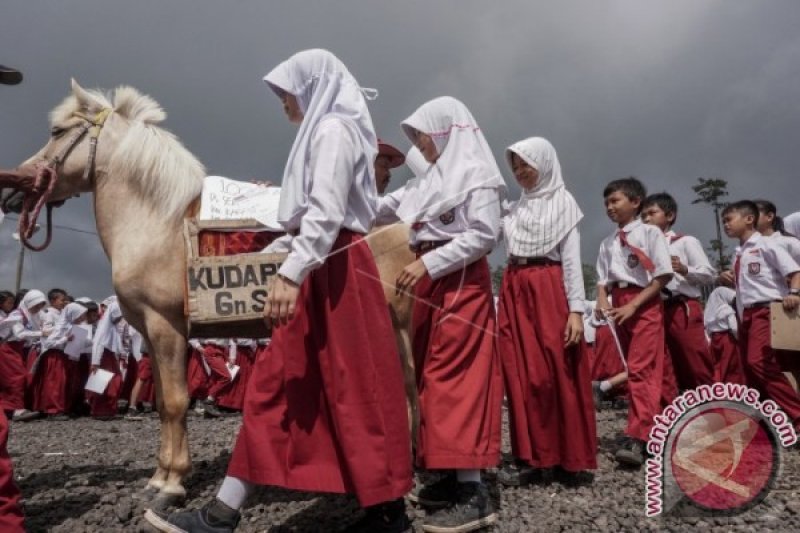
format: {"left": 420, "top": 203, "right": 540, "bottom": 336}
{"left": 595, "top": 178, "right": 673, "bottom": 466}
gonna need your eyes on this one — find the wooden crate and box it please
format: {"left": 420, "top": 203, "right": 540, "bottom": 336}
{"left": 771, "top": 302, "right": 800, "bottom": 351}
{"left": 184, "top": 218, "right": 287, "bottom": 338}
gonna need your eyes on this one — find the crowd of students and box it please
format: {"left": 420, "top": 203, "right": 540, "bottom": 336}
{"left": 0, "top": 290, "right": 262, "bottom": 423}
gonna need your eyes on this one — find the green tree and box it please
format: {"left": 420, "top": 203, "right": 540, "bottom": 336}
{"left": 692, "top": 177, "right": 731, "bottom": 271}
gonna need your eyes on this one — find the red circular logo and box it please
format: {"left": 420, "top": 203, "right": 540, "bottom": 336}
{"left": 669, "top": 404, "right": 778, "bottom": 512}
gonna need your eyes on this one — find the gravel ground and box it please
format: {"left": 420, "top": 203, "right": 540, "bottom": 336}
{"left": 8, "top": 407, "right": 800, "bottom": 532}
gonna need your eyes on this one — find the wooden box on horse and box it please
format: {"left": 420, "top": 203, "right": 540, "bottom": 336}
{"left": 771, "top": 302, "right": 800, "bottom": 351}
{"left": 184, "top": 217, "right": 286, "bottom": 339}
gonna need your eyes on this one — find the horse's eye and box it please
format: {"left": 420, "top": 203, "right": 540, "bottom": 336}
{"left": 50, "top": 127, "right": 66, "bottom": 137}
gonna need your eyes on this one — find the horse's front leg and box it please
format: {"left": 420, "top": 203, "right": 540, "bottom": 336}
{"left": 146, "top": 314, "right": 191, "bottom": 509}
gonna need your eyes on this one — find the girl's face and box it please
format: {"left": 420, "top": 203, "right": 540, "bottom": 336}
{"left": 280, "top": 92, "right": 304, "bottom": 124}
{"left": 510, "top": 152, "right": 540, "bottom": 191}
{"left": 74, "top": 312, "right": 88, "bottom": 325}
{"left": 0, "top": 297, "right": 14, "bottom": 314}
{"left": 756, "top": 209, "right": 775, "bottom": 234}
{"left": 29, "top": 302, "right": 46, "bottom": 315}
{"left": 413, "top": 130, "right": 440, "bottom": 163}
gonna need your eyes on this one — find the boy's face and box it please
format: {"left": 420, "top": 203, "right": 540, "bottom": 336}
{"left": 50, "top": 293, "right": 67, "bottom": 311}
{"left": 642, "top": 204, "right": 673, "bottom": 232}
{"left": 374, "top": 155, "right": 392, "bottom": 195}
{"left": 722, "top": 210, "right": 753, "bottom": 238}
{"left": 0, "top": 297, "right": 14, "bottom": 313}
{"left": 604, "top": 190, "right": 640, "bottom": 226}
{"left": 87, "top": 310, "right": 99, "bottom": 324}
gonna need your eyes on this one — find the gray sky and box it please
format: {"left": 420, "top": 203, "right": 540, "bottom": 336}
{"left": 2, "top": 0, "right": 800, "bottom": 300}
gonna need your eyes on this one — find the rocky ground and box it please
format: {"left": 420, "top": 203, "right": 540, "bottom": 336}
{"left": 8, "top": 407, "right": 800, "bottom": 532}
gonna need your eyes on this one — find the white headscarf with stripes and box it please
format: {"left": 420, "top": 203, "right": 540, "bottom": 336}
{"left": 396, "top": 96, "right": 506, "bottom": 223}
{"left": 503, "top": 137, "right": 583, "bottom": 257}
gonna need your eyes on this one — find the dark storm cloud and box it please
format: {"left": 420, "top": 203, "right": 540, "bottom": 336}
{"left": 2, "top": 0, "right": 799, "bottom": 298}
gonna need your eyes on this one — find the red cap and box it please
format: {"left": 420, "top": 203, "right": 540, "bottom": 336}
{"left": 377, "top": 139, "right": 405, "bottom": 168}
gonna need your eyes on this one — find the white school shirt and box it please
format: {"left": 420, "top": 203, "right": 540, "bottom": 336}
{"left": 40, "top": 307, "right": 61, "bottom": 337}
{"left": 375, "top": 186, "right": 405, "bottom": 226}
{"left": 735, "top": 232, "right": 800, "bottom": 308}
{"left": 0, "top": 310, "right": 11, "bottom": 340}
{"left": 766, "top": 232, "right": 800, "bottom": 263}
{"left": 414, "top": 188, "right": 501, "bottom": 280}
{"left": 6, "top": 311, "right": 43, "bottom": 345}
{"left": 665, "top": 230, "right": 716, "bottom": 298}
{"left": 704, "top": 286, "right": 738, "bottom": 336}
{"left": 263, "top": 118, "right": 375, "bottom": 285}
{"left": 596, "top": 219, "right": 673, "bottom": 288}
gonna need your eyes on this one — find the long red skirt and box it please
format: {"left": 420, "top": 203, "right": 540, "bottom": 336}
{"left": 710, "top": 332, "right": 746, "bottom": 384}
{"left": 497, "top": 263, "right": 597, "bottom": 471}
{"left": 412, "top": 256, "right": 502, "bottom": 470}
{"left": 611, "top": 287, "right": 665, "bottom": 442}
{"left": 203, "top": 345, "right": 234, "bottom": 400}
{"left": 87, "top": 350, "right": 123, "bottom": 417}
{"left": 227, "top": 231, "right": 412, "bottom": 507}
{"left": 218, "top": 346, "right": 255, "bottom": 411}
{"left": 29, "top": 349, "right": 70, "bottom": 415}
{"left": 136, "top": 353, "right": 156, "bottom": 405}
{"left": 186, "top": 347, "right": 209, "bottom": 401}
{"left": 0, "top": 410, "right": 24, "bottom": 532}
{"left": 0, "top": 342, "right": 27, "bottom": 412}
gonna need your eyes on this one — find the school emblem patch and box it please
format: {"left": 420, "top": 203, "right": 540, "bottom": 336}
{"left": 438, "top": 209, "right": 456, "bottom": 225}
{"left": 748, "top": 262, "right": 761, "bottom": 275}
{"left": 411, "top": 222, "right": 424, "bottom": 232}
{"left": 627, "top": 253, "right": 639, "bottom": 269}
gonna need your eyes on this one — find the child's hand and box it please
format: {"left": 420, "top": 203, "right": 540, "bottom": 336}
{"left": 718, "top": 270, "right": 735, "bottom": 287}
{"left": 563, "top": 313, "right": 584, "bottom": 347}
{"left": 607, "top": 303, "right": 638, "bottom": 325}
{"left": 595, "top": 301, "right": 611, "bottom": 321}
{"left": 90, "top": 365, "right": 99, "bottom": 374}
{"left": 783, "top": 294, "right": 800, "bottom": 311}
{"left": 671, "top": 256, "right": 688, "bottom": 276}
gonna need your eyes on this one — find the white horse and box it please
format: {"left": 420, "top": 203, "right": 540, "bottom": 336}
{"left": 9, "top": 80, "right": 416, "bottom": 506}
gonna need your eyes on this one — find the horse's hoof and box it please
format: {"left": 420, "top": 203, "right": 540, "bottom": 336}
{"left": 149, "top": 491, "right": 186, "bottom": 513}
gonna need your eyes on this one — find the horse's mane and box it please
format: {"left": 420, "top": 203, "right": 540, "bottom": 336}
{"left": 51, "top": 86, "right": 205, "bottom": 221}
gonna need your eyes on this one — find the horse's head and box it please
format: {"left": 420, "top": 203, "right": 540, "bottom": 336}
{"left": 19, "top": 79, "right": 177, "bottom": 203}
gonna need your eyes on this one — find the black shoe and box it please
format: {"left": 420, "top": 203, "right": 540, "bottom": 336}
{"left": 555, "top": 467, "right": 594, "bottom": 487}
{"left": 144, "top": 499, "right": 240, "bottom": 533}
{"left": 203, "top": 399, "right": 223, "bottom": 419}
{"left": 407, "top": 472, "right": 457, "bottom": 508}
{"left": 344, "top": 498, "right": 411, "bottom": 533}
{"left": 117, "top": 399, "right": 129, "bottom": 414}
{"left": 12, "top": 410, "right": 42, "bottom": 422}
{"left": 422, "top": 482, "right": 497, "bottom": 533}
{"left": 47, "top": 413, "right": 70, "bottom": 421}
{"left": 615, "top": 437, "right": 645, "bottom": 467}
{"left": 496, "top": 459, "right": 537, "bottom": 487}
{"left": 142, "top": 402, "right": 154, "bottom": 413}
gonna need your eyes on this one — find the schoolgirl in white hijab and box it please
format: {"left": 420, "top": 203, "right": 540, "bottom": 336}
{"left": 91, "top": 300, "right": 123, "bottom": 367}
{"left": 40, "top": 302, "right": 87, "bottom": 352}
{"left": 147, "top": 49, "right": 413, "bottom": 533}
{"left": 391, "top": 96, "right": 504, "bottom": 532}
{"left": 495, "top": 136, "right": 596, "bottom": 487}
{"left": 5, "top": 290, "right": 46, "bottom": 344}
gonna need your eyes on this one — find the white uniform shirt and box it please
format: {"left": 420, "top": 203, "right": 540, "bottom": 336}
{"left": 596, "top": 219, "right": 673, "bottom": 288}
{"left": 0, "top": 310, "right": 11, "bottom": 340}
{"left": 40, "top": 307, "right": 61, "bottom": 337}
{"left": 665, "top": 230, "right": 716, "bottom": 298}
{"left": 766, "top": 232, "right": 800, "bottom": 263}
{"left": 704, "top": 286, "right": 738, "bottom": 335}
{"left": 264, "top": 118, "right": 376, "bottom": 285}
{"left": 5, "top": 310, "right": 43, "bottom": 345}
{"left": 735, "top": 232, "right": 800, "bottom": 308}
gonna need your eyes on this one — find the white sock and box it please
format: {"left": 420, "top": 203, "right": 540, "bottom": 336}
{"left": 216, "top": 476, "right": 253, "bottom": 510}
{"left": 600, "top": 380, "right": 612, "bottom": 393}
{"left": 456, "top": 469, "right": 481, "bottom": 484}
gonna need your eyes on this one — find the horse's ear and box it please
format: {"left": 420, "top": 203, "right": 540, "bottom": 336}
{"left": 71, "top": 78, "right": 104, "bottom": 111}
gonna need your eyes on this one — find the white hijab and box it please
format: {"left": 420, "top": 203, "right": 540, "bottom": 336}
{"left": 263, "top": 48, "right": 379, "bottom": 227}
{"left": 397, "top": 96, "right": 506, "bottom": 223}
{"left": 92, "top": 300, "right": 123, "bottom": 360}
{"left": 12, "top": 290, "right": 46, "bottom": 331}
{"left": 785, "top": 212, "right": 800, "bottom": 238}
{"left": 703, "top": 286, "right": 736, "bottom": 328}
{"left": 41, "top": 302, "right": 86, "bottom": 351}
{"left": 503, "top": 137, "right": 583, "bottom": 257}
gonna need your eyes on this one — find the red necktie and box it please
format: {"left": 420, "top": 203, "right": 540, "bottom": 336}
{"left": 618, "top": 230, "right": 656, "bottom": 272}
{"left": 733, "top": 254, "right": 741, "bottom": 287}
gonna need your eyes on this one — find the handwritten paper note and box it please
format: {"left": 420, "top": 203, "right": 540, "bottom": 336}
{"left": 200, "top": 176, "right": 283, "bottom": 230}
